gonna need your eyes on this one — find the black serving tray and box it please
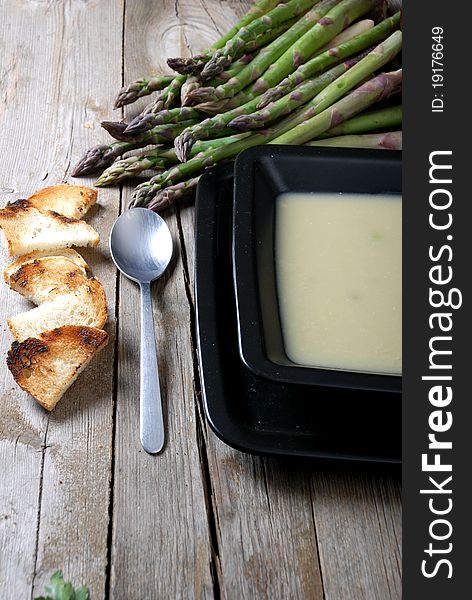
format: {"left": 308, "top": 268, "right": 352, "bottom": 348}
{"left": 194, "top": 162, "right": 401, "bottom": 463}
{"left": 233, "top": 146, "right": 402, "bottom": 393}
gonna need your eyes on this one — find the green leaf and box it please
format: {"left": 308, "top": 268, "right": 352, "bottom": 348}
{"left": 74, "top": 586, "right": 89, "bottom": 600}
{"left": 34, "top": 571, "right": 89, "bottom": 600}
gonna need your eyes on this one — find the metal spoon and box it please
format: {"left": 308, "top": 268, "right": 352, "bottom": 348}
{"left": 109, "top": 208, "right": 173, "bottom": 454}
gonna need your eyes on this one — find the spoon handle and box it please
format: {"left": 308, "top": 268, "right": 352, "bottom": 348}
{"left": 139, "top": 281, "right": 165, "bottom": 454}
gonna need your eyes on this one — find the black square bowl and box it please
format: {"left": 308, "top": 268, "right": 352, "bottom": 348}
{"left": 233, "top": 145, "right": 402, "bottom": 393}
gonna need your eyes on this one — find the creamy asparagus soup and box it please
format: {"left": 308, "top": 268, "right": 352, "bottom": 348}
{"left": 275, "top": 192, "right": 402, "bottom": 375}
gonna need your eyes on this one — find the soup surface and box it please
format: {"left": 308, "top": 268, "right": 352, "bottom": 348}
{"left": 276, "top": 192, "right": 402, "bottom": 375}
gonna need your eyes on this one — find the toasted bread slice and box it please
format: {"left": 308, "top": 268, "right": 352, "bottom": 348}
{"left": 8, "top": 277, "right": 107, "bottom": 341}
{"left": 27, "top": 184, "right": 97, "bottom": 219}
{"left": 6, "top": 256, "right": 91, "bottom": 305}
{"left": 0, "top": 200, "right": 99, "bottom": 256}
{"left": 7, "top": 325, "right": 109, "bottom": 410}
{"left": 3, "top": 248, "right": 89, "bottom": 282}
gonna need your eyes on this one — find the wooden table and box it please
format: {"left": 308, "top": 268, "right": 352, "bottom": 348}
{"left": 0, "top": 1, "right": 401, "bottom": 598}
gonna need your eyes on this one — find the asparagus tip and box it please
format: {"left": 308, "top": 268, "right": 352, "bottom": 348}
{"left": 200, "top": 52, "right": 231, "bottom": 80}
{"left": 174, "top": 130, "right": 196, "bottom": 163}
{"left": 71, "top": 144, "right": 110, "bottom": 177}
{"left": 101, "top": 120, "right": 129, "bottom": 140}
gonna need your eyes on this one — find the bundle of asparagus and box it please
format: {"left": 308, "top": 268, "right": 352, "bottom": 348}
{"left": 72, "top": 0, "right": 403, "bottom": 212}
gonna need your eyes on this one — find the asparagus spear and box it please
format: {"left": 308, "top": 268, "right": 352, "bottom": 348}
{"left": 200, "top": 0, "right": 320, "bottom": 79}
{"left": 72, "top": 121, "right": 198, "bottom": 176}
{"left": 133, "top": 69, "right": 402, "bottom": 207}
{"left": 272, "top": 69, "right": 402, "bottom": 144}
{"left": 72, "top": 142, "right": 146, "bottom": 177}
{"left": 148, "top": 177, "right": 201, "bottom": 212}
{"left": 229, "top": 56, "right": 362, "bottom": 130}
{"left": 320, "top": 104, "right": 402, "bottom": 136}
{"left": 190, "top": 0, "right": 378, "bottom": 103}
{"left": 193, "top": 14, "right": 375, "bottom": 115}
{"left": 212, "top": 0, "right": 283, "bottom": 47}
{"left": 189, "top": 0, "right": 342, "bottom": 104}
{"left": 250, "top": 0, "right": 380, "bottom": 94}
{"left": 175, "top": 50, "right": 353, "bottom": 161}
{"left": 114, "top": 76, "right": 174, "bottom": 109}
{"left": 101, "top": 120, "right": 128, "bottom": 140}
{"left": 141, "top": 74, "right": 187, "bottom": 114}
{"left": 100, "top": 119, "right": 198, "bottom": 142}
{"left": 313, "top": 18, "right": 373, "bottom": 54}
{"left": 181, "top": 76, "right": 201, "bottom": 107}
{"left": 174, "top": 17, "right": 394, "bottom": 160}
{"left": 95, "top": 154, "right": 174, "bottom": 186}
{"left": 96, "top": 133, "right": 251, "bottom": 186}
{"left": 114, "top": 0, "right": 281, "bottom": 109}
{"left": 179, "top": 52, "right": 260, "bottom": 110}
{"left": 124, "top": 107, "right": 202, "bottom": 135}
{"left": 231, "top": 29, "right": 401, "bottom": 130}
{"left": 257, "top": 10, "right": 400, "bottom": 107}
{"left": 167, "top": 19, "right": 298, "bottom": 75}
{"left": 307, "top": 130, "right": 402, "bottom": 149}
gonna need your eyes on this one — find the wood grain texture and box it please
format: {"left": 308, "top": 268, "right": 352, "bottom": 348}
{"left": 311, "top": 469, "right": 402, "bottom": 600}
{"left": 0, "top": 1, "right": 122, "bottom": 597}
{"left": 108, "top": 1, "right": 221, "bottom": 598}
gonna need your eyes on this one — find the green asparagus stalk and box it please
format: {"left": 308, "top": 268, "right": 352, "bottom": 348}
{"left": 133, "top": 69, "right": 402, "bottom": 207}
{"left": 114, "top": 76, "right": 174, "bottom": 109}
{"left": 307, "top": 130, "right": 402, "bottom": 149}
{"left": 231, "top": 30, "right": 402, "bottom": 130}
{"left": 272, "top": 69, "right": 402, "bottom": 145}
{"left": 181, "top": 76, "right": 201, "bottom": 107}
{"left": 95, "top": 133, "right": 251, "bottom": 186}
{"left": 191, "top": 0, "right": 377, "bottom": 103}
{"left": 175, "top": 52, "right": 355, "bottom": 161}
{"left": 167, "top": 18, "right": 298, "bottom": 75}
{"left": 313, "top": 18, "right": 373, "bottom": 54}
{"left": 257, "top": 10, "right": 400, "bottom": 107}
{"left": 174, "top": 0, "right": 343, "bottom": 159}
{"left": 179, "top": 53, "right": 262, "bottom": 107}
{"left": 96, "top": 154, "right": 175, "bottom": 186}
{"left": 180, "top": 53, "right": 260, "bottom": 109}
{"left": 144, "top": 74, "right": 187, "bottom": 113}
{"left": 124, "top": 0, "right": 284, "bottom": 116}
{"left": 124, "top": 107, "right": 202, "bottom": 135}
{"left": 229, "top": 55, "right": 362, "bottom": 130}
{"left": 193, "top": 14, "right": 376, "bottom": 116}
{"left": 72, "top": 121, "right": 198, "bottom": 176}
{"left": 212, "top": 0, "right": 283, "bottom": 47}
{"left": 100, "top": 119, "right": 198, "bottom": 142}
{"left": 201, "top": 0, "right": 320, "bottom": 80}
{"left": 250, "top": 0, "right": 379, "bottom": 94}
{"left": 189, "top": 0, "right": 342, "bottom": 104}
{"left": 72, "top": 141, "right": 146, "bottom": 177}
{"left": 319, "top": 104, "right": 402, "bottom": 136}
{"left": 148, "top": 177, "right": 201, "bottom": 212}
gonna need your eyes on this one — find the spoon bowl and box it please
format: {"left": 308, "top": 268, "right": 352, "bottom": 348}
{"left": 110, "top": 207, "right": 173, "bottom": 283}
{"left": 110, "top": 208, "right": 173, "bottom": 454}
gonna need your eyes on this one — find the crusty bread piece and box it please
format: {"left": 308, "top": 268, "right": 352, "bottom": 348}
{"left": 27, "top": 184, "right": 97, "bottom": 219}
{"left": 3, "top": 248, "right": 89, "bottom": 282}
{"left": 0, "top": 200, "right": 99, "bottom": 256}
{"left": 7, "top": 325, "right": 109, "bottom": 410}
{"left": 6, "top": 256, "right": 92, "bottom": 305}
{"left": 8, "top": 277, "right": 107, "bottom": 341}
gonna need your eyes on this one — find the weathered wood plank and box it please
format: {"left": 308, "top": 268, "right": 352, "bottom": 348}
{"left": 0, "top": 1, "right": 123, "bottom": 597}
{"left": 311, "top": 469, "right": 402, "bottom": 599}
{"left": 109, "top": 1, "right": 220, "bottom": 598}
